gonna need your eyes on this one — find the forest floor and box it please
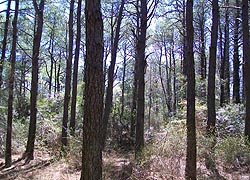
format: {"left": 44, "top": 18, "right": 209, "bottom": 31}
{"left": 1, "top": 127, "right": 250, "bottom": 179}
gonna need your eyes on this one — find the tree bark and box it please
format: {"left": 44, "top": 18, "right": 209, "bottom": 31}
{"left": 24, "top": 0, "right": 45, "bottom": 162}
{"left": 197, "top": 1, "right": 207, "bottom": 80}
{"left": 135, "top": 0, "right": 147, "bottom": 158}
{"left": 62, "top": 0, "right": 74, "bottom": 148}
{"left": 70, "top": 0, "right": 82, "bottom": 136}
{"left": 224, "top": 0, "right": 230, "bottom": 103}
{"left": 5, "top": 0, "right": 19, "bottom": 168}
{"left": 242, "top": 0, "right": 250, "bottom": 141}
{"left": 207, "top": 0, "right": 219, "bottom": 133}
{"left": 185, "top": 0, "right": 196, "bottom": 179}
{"left": 233, "top": 0, "right": 240, "bottom": 104}
{"left": 80, "top": 0, "right": 104, "bottom": 179}
{"left": 219, "top": 25, "right": 225, "bottom": 107}
{"left": 101, "top": 0, "right": 125, "bottom": 149}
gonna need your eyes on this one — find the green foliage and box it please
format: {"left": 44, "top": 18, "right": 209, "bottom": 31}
{"left": 216, "top": 103, "right": 245, "bottom": 138}
{"left": 12, "top": 120, "right": 28, "bottom": 153}
{"left": 215, "top": 136, "right": 250, "bottom": 168}
{"left": 36, "top": 118, "right": 61, "bottom": 151}
{"left": 16, "top": 95, "right": 30, "bottom": 121}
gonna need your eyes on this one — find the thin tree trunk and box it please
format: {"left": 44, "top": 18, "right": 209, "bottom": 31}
{"left": 5, "top": 0, "right": 19, "bottom": 168}
{"left": 48, "top": 25, "right": 56, "bottom": 96}
{"left": 224, "top": 0, "right": 230, "bottom": 103}
{"left": 70, "top": 0, "right": 82, "bottom": 136}
{"left": 62, "top": 0, "right": 74, "bottom": 148}
{"left": 101, "top": 0, "right": 125, "bottom": 149}
{"left": 120, "top": 44, "right": 127, "bottom": 122}
{"left": 0, "top": 0, "right": 11, "bottom": 89}
{"left": 24, "top": 0, "right": 45, "bottom": 162}
{"left": 130, "top": 59, "right": 137, "bottom": 139}
{"left": 148, "top": 66, "right": 152, "bottom": 128}
{"left": 80, "top": 0, "right": 104, "bottom": 179}
{"left": 242, "top": 0, "right": 250, "bottom": 141}
{"left": 199, "top": 5, "right": 206, "bottom": 80}
{"left": 185, "top": 0, "right": 196, "bottom": 179}
{"left": 220, "top": 25, "right": 225, "bottom": 107}
{"left": 158, "top": 48, "right": 169, "bottom": 114}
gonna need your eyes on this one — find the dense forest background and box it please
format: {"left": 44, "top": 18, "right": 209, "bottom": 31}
{"left": 0, "top": 0, "right": 250, "bottom": 179}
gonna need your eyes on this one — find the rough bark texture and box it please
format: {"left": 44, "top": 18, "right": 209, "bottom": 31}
{"left": 80, "top": 0, "right": 104, "bottom": 179}
{"left": 233, "top": 0, "right": 240, "bottom": 104}
{"left": 207, "top": 0, "right": 219, "bottom": 133}
{"left": 185, "top": 0, "right": 196, "bottom": 179}
{"left": 62, "top": 0, "right": 74, "bottom": 148}
{"left": 5, "top": 0, "right": 19, "bottom": 168}
{"left": 242, "top": 0, "right": 250, "bottom": 141}
{"left": 24, "top": 0, "right": 45, "bottom": 161}
{"left": 135, "top": 0, "right": 147, "bottom": 158}
{"left": 101, "top": 0, "right": 125, "bottom": 149}
{"left": 0, "top": 0, "right": 11, "bottom": 89}
{"left": 70, "top": 0, "right": 82, "bottom": 136}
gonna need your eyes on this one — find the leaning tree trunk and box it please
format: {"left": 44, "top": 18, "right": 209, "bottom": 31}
{"left": 5, "top": 0, "right": 19, "bottom": 168}
{"left": 80, "top": 0, "right": 104, "bottom": 179}
{"left": 185, "top": 0, "right": 196, "bottom": 179}
{"left": 24, "top": 0, "right": 45, "bottom": 162}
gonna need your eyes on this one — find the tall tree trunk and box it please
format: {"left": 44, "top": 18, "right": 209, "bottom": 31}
{"left": 233, "top": 0, "right": 240, "bottom": 104}
{"left": 199, "top": 4, "right": 206, "bottom": 80}
{"left": 135, "top": 0, "right": 147, "bottom": 158}
{"left": 220, "top": 25, "right": 225, "bottom": 107}
{"left": 242, "top": 0, "right": 250, "bottom": 141}
{"left": 5, "top": 0, "right": 19, "bottom": 168}
{"left": 101, "top": 0, "right": 125, "bottom": 149}
{"left": 224, "top": 0, "right": 230, "bottom": 103}
{"left": 130, "top": 58, "right": 137, "bottom": 139}
{"left": 62, "top": 0, "right": 74, "bottom": 148}
{"left": 220, "top": 0, "right": 230, "bottom": 106}
{"left": 172, "top": 32, "right": 177, "bottom": 113}
{"left": 182, "top": 0, "right": 187, "bottom": 76}
{"left": 24, "top": 0, "right": 45, "bottom": 162}
{"left": 70, "top": 0, "right": 82, "bottom": 136}
{"left": 120, "top": 43, "right": 127, "bottom": 123}
{"left": 185, "top": 0, "right": 196, "bottom": 179}
{"left": 80, "top": 0, "right": 104, "bottom": 179}
{"left": 148, "top": 66, "right": 152, "bottom": 128}
{"left": 0, "top": 0, "right": 11, "bottom": 89}
{"left": 207, "top": 0, "right": 219, "bottom": 133}
{"left": 158, "top": 48, "right": 169, "bottom": 115}
{"left": 48, "top": 24, "right": 56, "bottom": 96}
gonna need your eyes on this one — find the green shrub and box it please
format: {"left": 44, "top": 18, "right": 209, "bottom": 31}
{"left": 216, "top": 103, "right": 245, "bottom": 138}
{"left": 215, "top": 136, "right": 250, "bottom": 168}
